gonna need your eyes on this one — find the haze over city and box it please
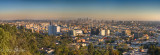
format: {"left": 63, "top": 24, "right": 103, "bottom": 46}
{"left": 0, "top": 0, "right": 160, "bottom": 21}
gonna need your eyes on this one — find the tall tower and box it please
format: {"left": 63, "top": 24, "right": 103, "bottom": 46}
{"left": 48, "top": 22, "right": 60, "bottom": 36}
{"left": 106, "top": 29, "right": 110, "bottom": 36}
{"left": 50, "top": 21, "right": 53, "bottom": 25}
{"left": 100, "top": 30, "right": 105, "bottom": 36}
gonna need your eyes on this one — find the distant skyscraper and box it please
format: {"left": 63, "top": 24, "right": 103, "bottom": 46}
{"left": 106, "top": 29, "right": 110, "bottom": 36}
{"left": 91, "top": 27, "right": 99, "bottom": 35}
{"left": 48, "top": 24, "right": 60, "bottom": 36}
{"left": 112, "top": 20, "right": 114, "bottom": 23}
{"left": 96, "top": 29, "right": 100, "bottom": 35}
{"left": 91, "top": 28, "right": 95, "bottom": 35}
{"left": 122, "top": 31, "right": 126, "bottom": 36}
{"left": 100, "top": 30, "right": 105, "bottom": 36}
{"left": 50, "top": 21, "right": 52, "bottom": 25}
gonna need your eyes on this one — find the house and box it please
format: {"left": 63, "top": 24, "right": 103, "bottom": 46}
{"left": 77, "top": 39, "right": 85, "bottom": 43}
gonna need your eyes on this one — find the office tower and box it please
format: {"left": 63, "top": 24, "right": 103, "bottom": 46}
{"left": 112, "top": 20, "right": 114, "bottom": 23}
{"left": 96, "top": 29, "right": 100, "bottom": 35}
{"left": 91, "top": 28, "right": 96, "bottom": 35}
{"left": 31, "top": 28, "right": 34, "bottom": 33}
{"left": 122, "top": 31, "right": 126, "bottom": 36}
{"left": 106, "top": 29, "right": 110, "bottom": 36}
{"left": 48, "top": 24, "right": 60, "bottom": 36}
{"left": 100, "top": 30, "right": 105, "bottom": 36}
{"left": 91, "top": 27, "right": 99, "bottom": 35}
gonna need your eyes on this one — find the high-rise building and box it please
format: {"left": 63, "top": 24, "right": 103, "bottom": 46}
{"left": 91, "top": 27, "right": 99, "bottom": 35}
{"left": 112, "top": 20, "right": 114, "bottom": 23}
{"left": 48, "top": 24, "right": 60, "bottom": 36}
{"left": 100, "top": 30, "right": 105, "bottom": 36}
{"left": 122, "top": 30, "right": 126, "bottom": 36}
{"left": 106, "top": 29, "right": 110, "bottom": 36}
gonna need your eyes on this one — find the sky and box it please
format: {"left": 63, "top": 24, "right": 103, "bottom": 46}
{"left": 0, "top": 0, "right": 160, "bottom": 21}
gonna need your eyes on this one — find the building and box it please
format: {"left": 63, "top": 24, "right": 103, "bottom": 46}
{"left": 106, "top": 29, "right": 110, "bottom": 36}
{"left": 48, "top": 24, "right": 60, "bottom": 36}
{"left": 100, "top": 29, "right": 105, "bottom": 36}
{"left": 72, "top": 29, "right": 83, "bottom": 36}
{"left": 157, "top": 35, "right": 160, "bottom": 46}
{"left": 77, "top": 39, "right": 85, "bottom": 43}
{"left": 122, "top": 30, "right": 126, "bottom": 36}
{"left": 91, "top": 27, "right": 99, "bottom": 35}
{"left": 81, "top": 43, "right": 86, "bottom": 47}
{"left": 122, "top": 29, "right": 131, "bottom": 36}
{"left": 126, "top": 30, "right": 131, "bottom": 36}
{"left": 134, "top": 32, "right": 143, "bottom": 39}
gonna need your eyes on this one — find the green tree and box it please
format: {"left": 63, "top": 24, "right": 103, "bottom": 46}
{"left": 62, "top": 46, "right": 69, "bottom": 55}
{"left": 94, "top": 50, "right": 101, "bottom": 55}
{"left": 88, "top": 43, "right": 94, "bottom": 55}
{"left": 0, "top": 28, "right": 16, "bottom": 55}
{"left": 104, "top": 50, "right": 110, "bottom": 55}
{"left": 147, "top": 45, "right": 156, "bottom": 55}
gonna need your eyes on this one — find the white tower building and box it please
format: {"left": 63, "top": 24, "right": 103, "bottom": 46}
{"left": 72, "top": 29, "right": 83, "bottom": 36}
{"left": 48, "top": 24, "right": 60, "bottom": 36}
{"left": 106, "top": 29, "right": 110, "bottom": 36}
{"left": 100, "top": 30, "right": 105, "bottom": 36}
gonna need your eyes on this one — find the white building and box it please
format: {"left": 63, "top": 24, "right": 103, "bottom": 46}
{"left": 72, "top": 29, "right": 83, "bottom": 36}
{"left": 106, "top": 29, "right": 110, "bottom": 36}
{"left": 100, "top": 30, "right": 105, "bottom": 36}
{"left": 48, "top": 25, "right": 60, "bottom": 36}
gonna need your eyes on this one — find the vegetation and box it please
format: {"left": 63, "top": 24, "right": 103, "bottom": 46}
{"left": 147, "top": 45, "right": 160, "bottom": 55}
{"left": 0, "top": 24, "right": 121, "bottom": 55}
{"left": 0, "top": 24, "right": 55, "bottom": 55}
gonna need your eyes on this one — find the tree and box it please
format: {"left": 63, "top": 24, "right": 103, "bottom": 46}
{"left": 88, "top": 43, "right": 94, "bottom": 55}
{"left": 0, "top": 28, "right": 16, "bottom": 55}
{"left": 155, "top": 47, "right": 160, "bottom": 55}
{"left": 104, "top": 50, "right": 110, "bottom": 55}
{"left": 55, "top": 45, "right": 62, "bottom": 55}
{"left": 94, "top": 50, "right": 101, "bottom": 55}
{"left": 147, "top": 45, "right": 156, "bottom": 55}
{"left": 62, "top": 46, "right": 69, "bottom": 55}
{"left": 147, "top": 45, "right": 160, "bottom": 55}
{"left": 0, "top": 24, "right": 58, "bottom": 55}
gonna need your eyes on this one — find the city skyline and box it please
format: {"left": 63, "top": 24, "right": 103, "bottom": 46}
{"left": 0, "top": 0, "right": 160, "bottom": 21}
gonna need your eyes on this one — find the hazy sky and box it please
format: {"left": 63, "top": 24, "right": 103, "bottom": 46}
{"left": 0, "top": 0, "right": 160, "bottom": 21}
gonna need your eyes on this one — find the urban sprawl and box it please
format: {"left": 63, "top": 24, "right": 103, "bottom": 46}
{"left": 1, "top": 18, "right": 160, "bottom": 55}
